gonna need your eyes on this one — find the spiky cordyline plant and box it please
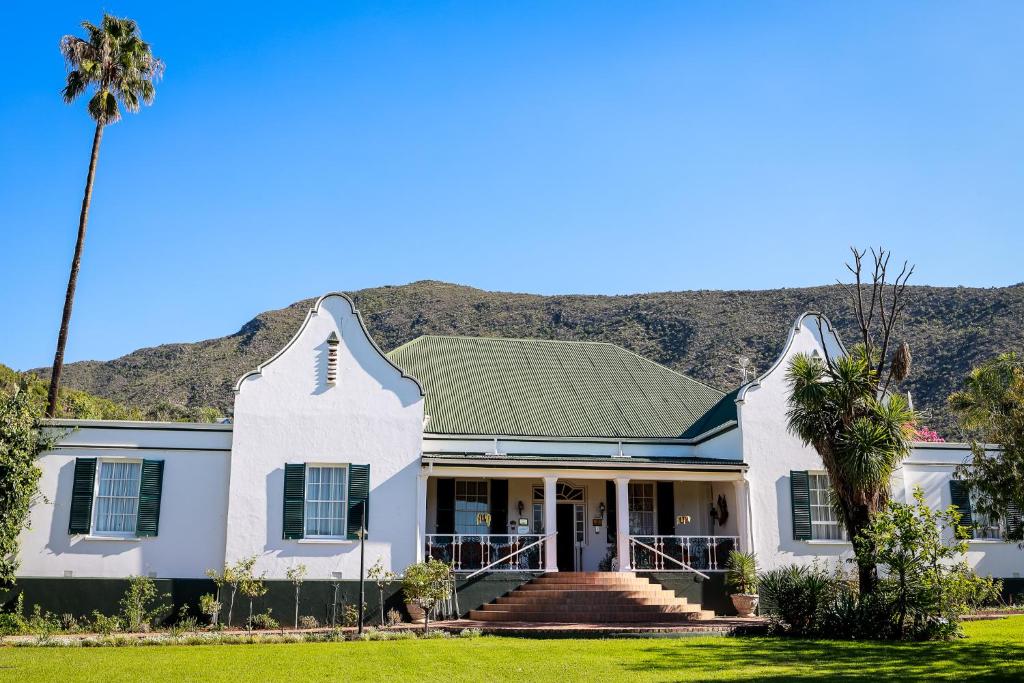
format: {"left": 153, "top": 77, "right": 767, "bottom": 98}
{"left": 45, "top": 15, "right": 163, "bottom": 417}
{"left": 787, "top": 248, "right": 918, "bottom": 596}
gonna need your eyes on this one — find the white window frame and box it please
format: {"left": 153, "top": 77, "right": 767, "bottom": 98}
{"left": 808, "top": 471, "right": 845, "bottom": 541}
{"left": 91, "top": 458, "right": 143, "bottom": 538}
{"left": 968, "top": 490, "right": 1004, "bottom": 541}
{"left": 303, "top": 463, "right": 349, "bottom": 539}
{"left": 629, "top": 482, "right": 656, "bottom": 535}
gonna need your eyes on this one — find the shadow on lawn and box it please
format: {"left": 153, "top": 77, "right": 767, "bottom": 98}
{"left": 623, "top": 637, "right": 1024, "bottom": 682}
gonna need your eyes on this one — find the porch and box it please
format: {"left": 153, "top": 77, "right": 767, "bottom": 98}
{"left": 416, "top": 467, "right": 750, "bottom": 576}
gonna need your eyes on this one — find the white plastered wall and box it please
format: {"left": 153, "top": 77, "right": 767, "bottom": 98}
{"left": 17, "top": 422, "right": 232, "bottom": 579}
{"left": 226, "top": 293, "right": 424, "bottom": 579}
{"left": 735, "top": 313, "right": 855, "bottom": 571}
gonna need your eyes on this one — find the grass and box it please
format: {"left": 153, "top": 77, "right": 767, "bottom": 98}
{"left": 1, "top": 617, "right": 1022, "bottom": 682}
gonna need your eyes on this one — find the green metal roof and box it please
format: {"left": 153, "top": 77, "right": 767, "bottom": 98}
{"left": 679, "top": 388, "right": 740, "bottom": 439}
{"left": 387, "top": 335, "right": 728, "bottom": 439}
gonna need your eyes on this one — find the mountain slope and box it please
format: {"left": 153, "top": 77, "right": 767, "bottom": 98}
{"left": 32, "top": 280, "right": 1024, "bottom": 437}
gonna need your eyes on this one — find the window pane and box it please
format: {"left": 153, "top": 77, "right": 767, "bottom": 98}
{"left": 304, "top": 466, "right": 347, "bottom": 537}
{"left": 808, "top": 473, "right": 843, "bottom": 540}
{"left": 94, "top": 461, "right": 141, "bottom": 534}
{"left": 455, "top": 480, "right": 490, "bottom": 534}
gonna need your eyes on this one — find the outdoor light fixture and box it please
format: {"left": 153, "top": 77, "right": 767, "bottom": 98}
{"left": 598, "top": 502, "right": 606, "bottom": 518}
{"left": 517, "top": 500, "right": 525, "bottom": 516}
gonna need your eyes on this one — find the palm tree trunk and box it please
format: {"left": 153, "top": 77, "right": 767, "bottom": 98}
{"left": 45, "top": 122, "right": 104, "bottom": 417}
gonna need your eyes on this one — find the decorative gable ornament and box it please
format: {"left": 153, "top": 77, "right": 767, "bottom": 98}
{"left": 326, "top": 331, "right": 339, "bottom": 385}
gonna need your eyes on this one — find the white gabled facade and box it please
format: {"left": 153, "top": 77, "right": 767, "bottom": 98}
{"left": 226, "top": 293, "right": 425, "bottom": 579}
{"left": 16, "top": 299, "right": 1022, "bottom": 596}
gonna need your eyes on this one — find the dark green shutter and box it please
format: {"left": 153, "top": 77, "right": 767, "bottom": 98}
{"left": 283, "top": 463, "right": 306, "bottom": 540}
{"left": 657, "top": 481, "right": 675, "bottom": 535}
{"left": 949, "top": 480, "right": 973, "bottom": 529}
{"left": 436, "top": 478, "right": 455, "bottom": 534}
{"left": 68, "top": 457, "right": 96, "bottom": 535}
{"left": 135, "top": 460, "right": 164, "bottom": 537}
{"left": 490, "top": 479, "right": 509, "bottom": 534}
{"left": 606, "top": 480, "right": 617, "bottom": 542}
{"left": 791, "top": 470, "right": 812, "bottom": 541}
{"left": 347, "top": 464, "right": 370, "bottom": 540}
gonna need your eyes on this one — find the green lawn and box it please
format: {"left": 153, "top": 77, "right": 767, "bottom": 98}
{"left": 1, "top": 617, "right": 1022, "bottom": 682}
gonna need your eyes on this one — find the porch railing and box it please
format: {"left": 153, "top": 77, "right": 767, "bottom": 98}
{"left": 425, "top": 534, "right": 547, "bottom": 573}
{"left": 628, "top": 535, "right": 738, "bottom": 572}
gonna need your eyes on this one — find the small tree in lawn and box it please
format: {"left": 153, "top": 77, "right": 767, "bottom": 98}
{"left": 367, "top": 559, "right": 397, "bottom": 626}
{"left": 401, "top": 558, "right": 452, "bottom": 634}
{"left": 239, "top": 564, "right": 268, "bottom": 634}
{"left": 210, "top": 556, "right": 257, "bottom": 627}
{"left": 285, "top": 564, "right": 307, "bottom": 629}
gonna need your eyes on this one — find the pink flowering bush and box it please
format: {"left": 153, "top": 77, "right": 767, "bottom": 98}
{"left": 912, "top": 425, "right": 945, "bottom": 443}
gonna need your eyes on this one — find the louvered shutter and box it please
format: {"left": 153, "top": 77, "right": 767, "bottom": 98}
{"left": 436, "top": 478, "right": 455, "bottom": 534}
{"left": 68, "top": 457, "right": 97, "bottom": 535}
{"left": 135, "top": 460, "right": 165, "bottom": 537}
{"left": 790, "top": 471, "right": 812, "bottom": 541}
{"left": 656, "top": 481, "right": 675, "bottom": 535}
{"left": 606, "top": 480, "right": 617, "bottom": 543}
{"left": 949, "top": 480, "right": 974, "bottom": 531}
{"left": 490, "top": 479, "right": 509, "bottom": 534}
{"left": 347, "top": 464, "right": 370, "bottom": 540}
{"left": 282, "top": 463, "right": 306, "bottom": 539}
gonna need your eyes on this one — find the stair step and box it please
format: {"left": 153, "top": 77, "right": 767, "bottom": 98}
{"left": 497, "top": 595, "right": 689, "bottom": 606}
{"left": 468, "top": 609, "right": 716, "bottom": 623}
{"left": 468, "top": 572, "right": 717, "bottom": 624}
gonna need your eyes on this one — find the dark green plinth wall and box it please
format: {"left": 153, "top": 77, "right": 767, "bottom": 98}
{"left": 5, "top": 574, "right": 1015, "bottom": 624}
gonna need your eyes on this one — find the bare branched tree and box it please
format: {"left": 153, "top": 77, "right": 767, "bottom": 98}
{"left": 837, "top": 246, "right": 915, "bottom": 395}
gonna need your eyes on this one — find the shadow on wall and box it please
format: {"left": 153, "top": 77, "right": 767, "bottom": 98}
{"left": 47, "top": 460, "right": 142, "bottom": 568}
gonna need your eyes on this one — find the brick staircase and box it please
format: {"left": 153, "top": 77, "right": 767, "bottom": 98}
{"left": 468, "top": 572, "right": 716, "bottom": 623}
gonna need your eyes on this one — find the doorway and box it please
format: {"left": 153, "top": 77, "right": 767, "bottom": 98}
{"left": 556, "top": 504, "right": 578, "bottom": 570}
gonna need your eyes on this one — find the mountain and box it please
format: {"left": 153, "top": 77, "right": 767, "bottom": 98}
{"left": 30, "top": 280, "right": 1024, "bottom": 437}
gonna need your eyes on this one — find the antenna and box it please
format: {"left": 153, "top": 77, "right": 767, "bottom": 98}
{"left": 729, "top": 356, "right": 755, "bottom": 384}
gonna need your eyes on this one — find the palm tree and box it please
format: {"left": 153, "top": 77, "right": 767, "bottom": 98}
{"left": 787, "top": 347, "right": 916, "bottom": 594}
{"left": 785, "top": 248, "right": 918, "bottom": 595}
{"left": 45, "top": 16, "right": 163, "bottom": 417}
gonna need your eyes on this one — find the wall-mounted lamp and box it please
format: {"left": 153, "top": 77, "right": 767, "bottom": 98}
{"left": 517, "top": 500, "right": 525, "bottom": 516}
{"left": 598, "top": 502, "right": 606, "bottom": 518}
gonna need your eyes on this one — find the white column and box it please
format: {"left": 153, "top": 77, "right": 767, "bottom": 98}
{"left": 615, "top": 477, "right": 632, "bottom": 572}
{"left": 733, "top": 478, "right": 751, "bottom": 555}
{"left": 415, "top": 473, "right": 428, "bottom": 563}
{"left": 543, "top": 476, "right": 558, "bottom": 572}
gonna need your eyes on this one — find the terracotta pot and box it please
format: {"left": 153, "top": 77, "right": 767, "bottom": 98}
{"left": 405, "top": 601, "right": 426, "bottom": 624}
{"left": 730, "top": 593, "right": 759, "bottom": 617}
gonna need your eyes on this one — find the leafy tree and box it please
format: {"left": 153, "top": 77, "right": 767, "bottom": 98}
{"left": 46, "top": 15, "right": 163, "bottom": 417}
{"left": 285, "top": 564, "right": 307, "bottom": 629}
{"left": 238, "top": 562, "right": 268, "bottom": 633}
{"left": 0, "top": 386, "right": 53, "bottom": 587}
{"left": 787, "top": 247, "right": 916, "bottom": 595}
{"left": 401, "top": 559, "right": 452, "bottom": 634}
{"left": 367, "top": 559, "right": 397, "bottom": 626}
{"left": 859, "top": 487, "right": 1001, "bottom": 639}
{"left": 208, "top": 556, "right": 257, "bottom": 627}
{"left": 119, "top": 575, "right": 171, "bottom": 632}
{"left": 948, "top": 352, "right": 1024, "bottom": 543}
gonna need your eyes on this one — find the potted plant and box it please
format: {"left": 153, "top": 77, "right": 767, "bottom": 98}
{"left": 725, "top": 550, "right": 759, "bottom": 617}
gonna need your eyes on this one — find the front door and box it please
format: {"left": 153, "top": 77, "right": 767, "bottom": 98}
{"left": 556, "top": 504, "right": 577, "bottom": 570}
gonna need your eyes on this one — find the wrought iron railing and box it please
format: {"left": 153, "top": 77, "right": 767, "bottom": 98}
{"left": 425, "top": 534, "right": 547, "bottom": 573}
{"left": 628, "top": 535, "right": 738, "bottom": 572}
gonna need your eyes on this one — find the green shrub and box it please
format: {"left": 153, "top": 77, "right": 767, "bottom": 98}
{"left": 385, "top": 608, "right": 403, "bottom": 627}
{"left": 119, "top": 576, "right": 171, "bottom": 632}
{"left": 0, "top": 594, "right": 28, "bottom": 635}
{"left": 298, "top": 615, "right": 319, "bottom": 629}
{"left": 247, "top": 609, "right": 279, "bottom": 630}
{"left": 758, "top": 564, "right": 845, "bottom": 636}
{"left": 90, "top": 611, "right": 122, "bottom": 635}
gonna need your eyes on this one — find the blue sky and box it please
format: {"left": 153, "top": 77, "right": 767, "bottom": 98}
{"left": 2, "top": 2, "right": 1021, "bottom": 370}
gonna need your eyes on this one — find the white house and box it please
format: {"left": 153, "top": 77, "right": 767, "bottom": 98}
{"left": 11, "top": 293, "right": 1022, "bottom": 622}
